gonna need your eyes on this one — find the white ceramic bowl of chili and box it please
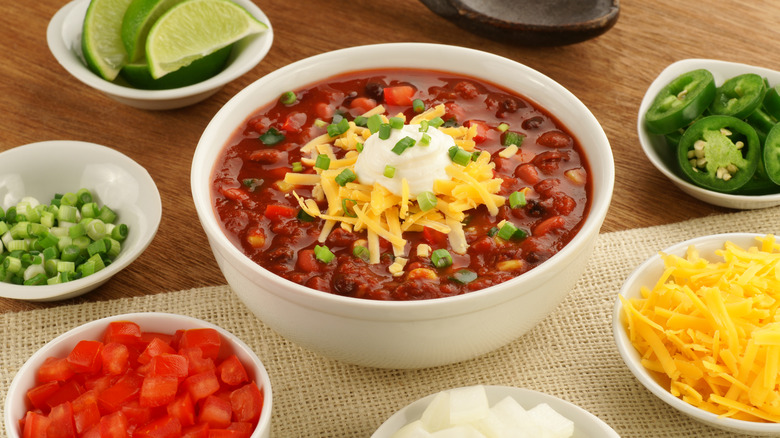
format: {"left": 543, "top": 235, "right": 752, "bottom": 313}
{"left": 191, "top": 42, "right": 615, "bottom": 369}
{"left": 4, "top": 312, "right": 273, "bottom": 438}
{"left": 46, "top": 0, "right": 273, "bottom": 110}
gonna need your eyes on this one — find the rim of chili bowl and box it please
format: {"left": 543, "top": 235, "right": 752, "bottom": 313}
{"left": 4, "top": 312, "right": 273, "bottom": 438}
{"left": 46, "top": 0, "right": 273, "bottom": 111}
{"left": 612, "top": 233, "right": 780, "bottom": 436}
{"left": 637, "top": 58, "right": 780, "bottom": 210}
{"left": 0, "top": 140, "right": 161, "bottom": 301}
{"left": 191, "top": 42, "right": 615, "bottom": 369}
{"left": 371, "top": 385, "right": 620, "bottom": 437}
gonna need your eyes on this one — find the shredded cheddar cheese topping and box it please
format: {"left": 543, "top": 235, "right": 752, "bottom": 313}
{"left": 286, "top": 104, "right": 505, "bottom": 265}
{"left": 621, "top": 234, "right": 780, "bottom": 422}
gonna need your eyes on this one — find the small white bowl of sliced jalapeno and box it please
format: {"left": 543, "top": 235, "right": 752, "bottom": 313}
{"left": 638, "top": 58, "right": 780, "bottom": 210}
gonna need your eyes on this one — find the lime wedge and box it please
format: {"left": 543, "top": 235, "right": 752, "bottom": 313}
{"left": 121, "top": 0, "right": 188, "bottom": 63}
{"left": 120, "top": 44, "right": 232, "bottom": 89}
{"left": 82, "top": 0, "right": 134, "bottom": 81}
{"left": 145, "top": 0, "right": 267, "bottom": 79}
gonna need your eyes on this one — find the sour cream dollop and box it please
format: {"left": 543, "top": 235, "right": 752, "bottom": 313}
{"left": 354, "top": 124, "right": 454, "bottom": 197}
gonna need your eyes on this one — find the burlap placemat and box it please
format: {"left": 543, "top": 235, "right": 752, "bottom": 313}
{"left": 3, "top": 206, "right": 780, "bottom": 437}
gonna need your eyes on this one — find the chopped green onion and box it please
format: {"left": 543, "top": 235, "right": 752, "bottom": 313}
{"left": 354, "top": 116, "right": 368, "bottom": 127}
{"left": 111, "top": 224, "right": 128, "bottom": 241}
{"left": 497, "top": 222, "right": 527, "bottom": 241}
{"left": 391, "top": 136, "right": 416, "bottom": 155}
{"left": 280, "top": 91, "right": 297, "bottom": 105}
{"left": 314, "top": 119, "right": 328, "bottom": 128}
{"left": 57, "top": 204, "right": 78, "bottom": 223}
{"left": 314, "top": 154, "right": 331, "bottom": 170}
{"left": 81, "top": 202, "right": 99, "bottom": 218}
{"left": 314, "top": 244, "right": 335, "bottom": 263}
{"left": 450, "top": 269, "right": 477, "bottom": 285}
{"left": 419, "top": 133, "right": 431, "bottom": 146}
{"left": 97, "top": 205, "right": 116, "bottom": 224}
{"left": 383, "top": 165, "right": 396, "bottom": 178}
{"left": 77, "top": 188, "right": 93, "bottom": 206}
{"left": 378, "top": 123, "right": 392, "bottom": 140}
{"left": 367, "top": 114, "right": 383, "bottom": 134}
{"left": 503, "top": 131, "right": 525, "bottom": 147}
{"left": 327, "top": 118, "right": 350, "bottom": 137}
{"left": 335, "top": 169, "right": 357, "bottom": 186}
{"left": 60, "top": 192, "right": 78, "bottom": 206}
{"left": 356, "top": 142, "right": 364, "bottom": 153}
{"left": 431, "top": 249, "right": 453, "bottom": 269}
{"left": 86, "top": 219, "right": 106, "bottom": 241}
{"left": 497, "top": 123, "right": 510, "bottom": 132}
{"left": 296, "top": 209, "right": 315, "bottom": 222}
{"left": 68, "top": 223, "right": 86, "bottom": 239}
{"left": 419, "top": 120, "right": 429, "bottom": 132}
{"left": 291, "top": 162, "right": 303, "bottom": 172}
{"left": 341, "top": 199, "right": 357, "bottom": 218}
{"left": 389, "top": 117, "right": 404, "bottom": 129}
{"left": 417, "top": 191, "right": 437, "bottom": 211}
{"left": 259, "top": 127, "right": 285, "bottom": 145}
{"left": 429, "top": 117, "right": 444, "bottom": 128}
{"left": 353, "top": 245, "right": 370, "bottom": 261}
{"left": 509, "top": 191, "right": 527, "bottom": 208}
{"left": 412, "top": 99, "right": 425, "bottom": 113}
{"left": 448, "top": 146, "right": 472, "bottom": 166}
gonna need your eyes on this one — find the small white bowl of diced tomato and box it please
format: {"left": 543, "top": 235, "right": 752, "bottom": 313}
{"left": 4, "top": 312, "right": 272, "bottom": 438}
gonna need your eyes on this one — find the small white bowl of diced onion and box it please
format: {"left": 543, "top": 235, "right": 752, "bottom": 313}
{"left": 0, "top": 140, "right": 161, "bottom": 301}
{"left": 372, "top": 385, "right": 619, "bottom": 438}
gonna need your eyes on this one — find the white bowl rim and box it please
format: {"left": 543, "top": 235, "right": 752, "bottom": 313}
{"left": 46, "top": 0, "right": 274, "bottom": 102}
{"left": 370, "top": 385, "right": 620, "bottom": 437}
{"left": 192, "top": 42, "right": 614, "bottom": 313}
{"left": 636, "top": 58, "right": 780, "bottom": 205}
{"left": 0, "top": 140, "right": 161, "bottom": 300}
{"left": 3, "top": 312, "right": 273, "bottom": 438}
{"left": 612, "top": 232, "right": 780, "bottom": 434}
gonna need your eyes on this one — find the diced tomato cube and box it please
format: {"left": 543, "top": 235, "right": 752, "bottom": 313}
{"left": 263, "top": 204, "right": 297, "bottom": 223}
{"left": 66, "top": 340, "right": 104, "bottom": 374}
{"left": 281, "top": 112, "right": 307, "bottom": 133}
{"left": 99, "top": 411, "right": 129, "bottom": 438}
{"left": 421, "top": 227, "right": 448, "bottom": 249}
{"left": 179, "top": 328, "right": 221, "bottom": 360}
{"left": 120, "top": 400, "right": 152, "bottom": 427}
{"left": 101, "top": 342, "right": 130, "bottom": 376}
{"left": 22, "top": 411, "right": 51, "bottom": 438}
{"left": 72, "top": 390, "right": 100, "bottom": 434}
{"left": 141, "top": 332, "right": 174, "bottom": 346}
{"left": 167, "top": 393, "right": 195, "bottom": 427}
{"left": 229, "top": 382, "right": 263, "bottom": 423}
{"left": 184, "top": 370, "right": 220, "bottom": 402}
{"left": 138, "top": 337, "right": 175, "bottom": 365}
{"left": 179, "top": 347, "right": 216, "bottom": 375}
{"left": 140, "top": 375, "right": 178, "bottom": 407}
{"left": 208, "top": 429, "right": 249, "bottom": 438}
{"left": 148, "top": 353, "right": 189, "bottom": 380}
{"left": 133, "top": 415, "right": 182, "bottom": 438}
{"left": 443, "top": 102, "right": 465, "bottom": 123}
{"left": 216, "top": 355, "right": 249, "bottom": 387}
{"left": 182, "top": 423, "right": 210, "bottom": 438}
{"left": 198, "top": 395, "right": 232, "bottom": 429}
{"left": 46, "top": 402, "right": 77, "bottom": 438}
{"left": 464, "top": 120, "right": 489, "bottom": 143}
{"left": 103, "top": 321, "right": 142, "bottom": 346}
{"left": 383, "top": 85, "right": 415, "bottom": 106}
{"left": 314, "top": 102, "right": 334, "bottom": 120}
{"left": 533, "top": 215, "right": 566, "bottom": 236}
{"left": 81, "top": 425, "right": 100, "bottom": 438}
{"left": 98, "top": 373, "right": 143, "bottom": 413}
{"left": 27, "top": 380, "right": 61, "bottom": 412}
{"left": 171, "top": 330, "right": 185, "bottom": 350}
{"left": 227, "top": 422, "right": 254, "bottom": 436}
{"left": 37, "top": 357, "right": 75, "bottom": 383}
{"left": 46, "top": 380, "right": 85, "bottom": 410}
{"left": 84, "top": 374, "right": 115, "bottom": 393}
{"left": 349, "top": 97, "right": 377, "bottom": 114}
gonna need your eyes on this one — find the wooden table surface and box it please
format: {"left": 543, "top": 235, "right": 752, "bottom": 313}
{"left": 1, "top": 0, "right": 776, "bottom": 313}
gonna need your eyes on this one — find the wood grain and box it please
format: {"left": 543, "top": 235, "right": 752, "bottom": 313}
{"left": 2, "top": 0, "right": 777, "bottom": 312}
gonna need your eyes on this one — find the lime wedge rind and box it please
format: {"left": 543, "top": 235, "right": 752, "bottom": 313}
{"left": 82, "top": 0, "right": 134, "bottom": 81}
{"left": 121, "top": 0, "right": 189, "bottom": 62}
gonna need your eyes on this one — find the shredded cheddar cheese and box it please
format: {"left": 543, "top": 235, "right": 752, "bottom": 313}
{"left": 621, "top": 235, "right": 780, "bottom": 422}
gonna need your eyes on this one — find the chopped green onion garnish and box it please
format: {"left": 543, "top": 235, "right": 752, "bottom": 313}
{"left": 314, "top": 154, "right": 331, "bottom": 170}
{"left": 391, "top": 136, "right": 416, "bottom": 155}
{"left": 497, "top": 123, "right": 510, "bottom": 132}
{"left": 111, "top": 224, "right": 128, "bottom": 241}
{"left": 335, "top": 169, "right": 357, "bottom": 186}
{"left": 297, "top": 208, "right": 315, "bottom": 222}
{"left": 378, "top": 123, "right": 392, "bottom": 140}
{"left": 384, "top": 165, "right": 396, "bottom": 178}
{"left": 503, "top": 131, "right": 525, "bottom": 147}
{"left": 280, "top": 91, "right": 297, "bottom": 105}
{"left": 291, "top": 162, "right": 303, "bottom": 172}
{"left": 412, "top": 99, "right": 425, "bottom": 113}
{"left": 429, "top": 117, "right": 444, "bottom": 128}
{"left": 431, "top": 248, "right": 453, "bottom": 269}
{"left": 389, "top": 117, "right": 404, "bottom": 129}
{"left": 471, "top": 151, "right": 480, "bottom": 161}
{"left": 356, "top": 142, "right": 364, "bottom": 153}
{"left": 448, "top": 146, "right": 472, "bottom": 166}
{"left": 367, "top": 114, "right": 383, "bottom": 134}
{"left": 354, "top": 116, "right": 368, "bottom": 127}
{"left": 353, "top": 245, "right": 370, "bottom": 261}
{"left": 314, "top": 244, "right": 335, "bottom": 263}
{"left": 419, "top": 133, "right": 431, "bottom": 146}
{"left": 314, "top": 119, "right": 328, "bottom": 128}
{"left": 497, "top": 222, "right": 527, "bottom": 241}
{"left": 259, "top": 127, "right": 285, "bottom": 145}
{"left": 509, "top": 191, "right": 527, "bottom": 208}
{"left": 419, "top": 120, "right": 429, "bottom": 132}
{"left": 341, "top": 199, "right": 357, "bottom": 217}
{"left": 417, "top": 191, "right": 437, "bottom": 211}
{"left": 327, "top": 118, "right": 350, "bottom": 137}
{"left": 450, "top": 269, "right": 477, "bottom": 285}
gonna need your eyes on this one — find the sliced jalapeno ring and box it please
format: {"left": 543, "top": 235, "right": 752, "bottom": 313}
{"left": 676, "top": 115, "right": 759, "bottom": 192}
{"left": 708, "top": 73, "right": 766, "bottom": 119}
{"left": 763, "top": 123, "right": 780, "bottom": 185}
{"left": 645, "top": 69, "right": 716, "bottom": 135}
{"left": 762, "top": 84, "right": 780, "bottom": 121}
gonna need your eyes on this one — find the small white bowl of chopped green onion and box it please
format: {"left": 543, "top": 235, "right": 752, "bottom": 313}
{"left": 0, "top": 140, "right": 161, "bottom": 301}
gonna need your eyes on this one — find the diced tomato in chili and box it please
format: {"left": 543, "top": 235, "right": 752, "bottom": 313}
{"left": 281, "top": 112, "right": 307, "bottom": 133}
{"left": 464, "top": 120, "right": 489, "bottom": 143}
{"left": 350, "top": 97, "right": 378, "bottom": 113}
{"left": 383, "top": 85, "right": 415, "bottom": 106}
{"left": 178, "top": 328, "right": 221, "bottom": 360}
{"left": 263, "top": 204, "right": 297, "bottom": 223}
{"left": 421, "top": 227, "right": 448, "bottom": 249}
{"left": 314, "top": 102, "right": 334, "bottom": 120}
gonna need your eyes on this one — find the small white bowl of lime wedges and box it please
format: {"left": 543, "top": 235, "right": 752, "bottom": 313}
{"left": 47, "top": 0, "right": 273, "bottom": 110}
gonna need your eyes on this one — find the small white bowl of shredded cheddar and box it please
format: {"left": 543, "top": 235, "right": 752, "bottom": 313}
{"left": 613, "top": 233, "right": 780, "bottom": 435}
